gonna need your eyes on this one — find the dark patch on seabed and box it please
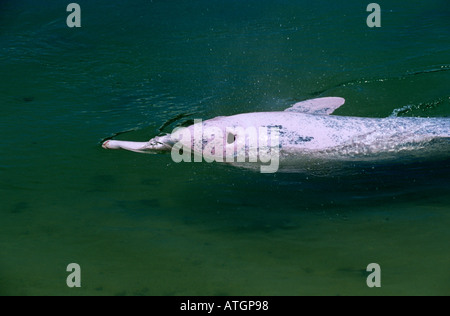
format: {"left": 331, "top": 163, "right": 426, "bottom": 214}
{"left": 116, "top": 199, "right": 161, "bottom": 212}
{"left": 140, "top": 178, "right": 163, "bottom": 186}
{"left": 10, "top": 202, "right": 30, "bottom": 214}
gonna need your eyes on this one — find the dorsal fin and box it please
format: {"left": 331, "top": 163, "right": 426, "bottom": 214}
{"left": 284, "top": 97, "right": 345, "bottom": 115}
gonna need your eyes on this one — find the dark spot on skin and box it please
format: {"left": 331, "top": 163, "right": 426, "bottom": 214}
{"left": 268, "top": 125, "right": 283, "bottom": 128}
{"left": 292, "top": 136, "right": 314, "bottom": 145}
{"left": 266, "top": 125, "right": 285, "bottom": 138}
{"left": 227, "top": 133, "right": 236, "bottom": 144}
{"left": 297, "top": 136, "right": 314, "bottom": 142}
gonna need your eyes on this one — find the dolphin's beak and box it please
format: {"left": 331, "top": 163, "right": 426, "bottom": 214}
{"left": 102, "top": 140, "right": 149, "bottom": 151}
{"left": 102, "top": 135, "right": 173, "bottom": 153}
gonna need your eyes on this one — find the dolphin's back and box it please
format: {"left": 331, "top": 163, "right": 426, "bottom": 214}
{"left": 218, "top": 112, "right": 450, "bottom": 161}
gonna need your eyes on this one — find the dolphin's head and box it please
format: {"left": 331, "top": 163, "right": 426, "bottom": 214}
{"left": 169, "top": 115, "right": 280, "bottom": 172}
{"left": 102, "top": 114, "right": 281, "bottom": 172}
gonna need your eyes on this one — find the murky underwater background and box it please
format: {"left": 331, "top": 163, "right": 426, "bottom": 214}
{"left": 0, "top": 0, "right": 449, "bottom": 295}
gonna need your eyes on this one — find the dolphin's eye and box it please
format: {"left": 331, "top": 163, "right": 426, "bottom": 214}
{"left": 227, "top": 133, "right": 236, "bottom": 144}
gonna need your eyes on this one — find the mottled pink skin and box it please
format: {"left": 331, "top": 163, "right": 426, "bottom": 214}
{"left": 102, "top": 140, "right": 148, "bottom": 151}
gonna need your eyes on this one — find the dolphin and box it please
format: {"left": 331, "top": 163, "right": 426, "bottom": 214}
{"left": 102, "top": 97, "right": 450, "bottom": 173}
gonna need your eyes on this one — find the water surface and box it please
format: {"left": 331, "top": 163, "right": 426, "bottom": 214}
{"left": 0, "top": 0, "right": 449, "bottom": 295}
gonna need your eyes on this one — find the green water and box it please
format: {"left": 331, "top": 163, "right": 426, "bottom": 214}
{"left": 1, "top": 0, "right": 449, "bottom": 296}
